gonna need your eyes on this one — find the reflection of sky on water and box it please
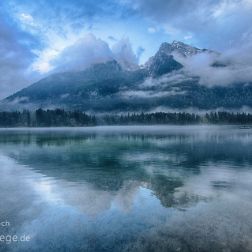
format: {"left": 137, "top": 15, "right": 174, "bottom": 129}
{"left": 0, "top": 126, "right": 252, "bottom": 251}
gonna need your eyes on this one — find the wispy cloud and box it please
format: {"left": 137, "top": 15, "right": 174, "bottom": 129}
{"left": 173, "top": 42, "right": 252, "bottom": 86}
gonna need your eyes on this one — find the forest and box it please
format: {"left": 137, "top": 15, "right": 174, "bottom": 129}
{"left": 0, "top": 109, "right": 252, "bottom": 127}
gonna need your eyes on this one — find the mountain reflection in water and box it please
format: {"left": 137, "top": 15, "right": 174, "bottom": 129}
{"left": 0, "top": 126, "right": 252, "bottom": 252}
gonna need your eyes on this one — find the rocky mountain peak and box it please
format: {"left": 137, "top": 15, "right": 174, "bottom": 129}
{"left": 158, "top": 40, "right": 201, "bottom": 57}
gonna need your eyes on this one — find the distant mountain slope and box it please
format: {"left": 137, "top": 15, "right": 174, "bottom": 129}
{"left": 1, "top": 41, "right": 252, "bottom": 112}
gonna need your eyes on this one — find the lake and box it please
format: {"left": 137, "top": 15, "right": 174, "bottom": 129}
{"left": 0, "top": 126, "right": 252, "bottom": 252}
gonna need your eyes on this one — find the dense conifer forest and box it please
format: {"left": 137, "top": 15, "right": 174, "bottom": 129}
{"left": 0, "top": 109, "right": 252, "bottom": 127}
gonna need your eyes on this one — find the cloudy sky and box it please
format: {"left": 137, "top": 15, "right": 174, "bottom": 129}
{"left": 1, "top": 0, "right": 252, "bottom": 98}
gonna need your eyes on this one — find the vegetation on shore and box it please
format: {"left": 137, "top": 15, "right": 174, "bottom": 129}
{"left": 0, "top": 109, "right": 252, "bottom": 127}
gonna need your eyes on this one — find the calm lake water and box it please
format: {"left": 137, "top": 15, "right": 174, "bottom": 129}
{"left": 0, "top": 126, "right": 252, "bottom": 252}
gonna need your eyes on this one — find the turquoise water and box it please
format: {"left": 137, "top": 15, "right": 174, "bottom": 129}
{"left": 0, "top": 126, "right": 252, "bottom": 252}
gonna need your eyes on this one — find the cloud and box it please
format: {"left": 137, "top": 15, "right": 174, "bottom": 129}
{"left": 141, "top": 72, "right": 194, "bottom": 88}
{"left": 117, "top": 71, "right": 190, "bottom": 100}
{"left": 0, "top": 16, "right": 39, "bottom": 99}
{"left": 120, "top": 89, "right": 186, "bottom": 98}
{"left": 3, "top": 0, "right": 137, "bottom": 73}
{"left": 40, "top": 34, "right": 139, "bottom": 73}
{"left": 173, "top": 42, "right": 252, "bottom": 86}
{"left": 184, "top": 35, "right": 193, "bottom": 41}
{"left": 148, "top": 27, "right": 157, "bottom": 34}
{"left": 123, "top": 0, "right": 252, "bottom": 50}
{"left": 19, "top": 13, "right": 35, "bottom": 25}
{"left": 51, "top": 34, "right": 114, "bottom": 72}
{"left": 112, "top": 38, "right": 139, "bottom": 70}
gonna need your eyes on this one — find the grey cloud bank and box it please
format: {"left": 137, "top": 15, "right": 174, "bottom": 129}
{"left": 52, "top": 35, "right": 139, "bottom": 73}
{"left": 174, "top": 42, "right": 252, "bottom": 86}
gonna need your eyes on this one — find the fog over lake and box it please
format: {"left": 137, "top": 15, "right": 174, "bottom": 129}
{"left": 0, "top": 126, "right": 252, "bottom": 252}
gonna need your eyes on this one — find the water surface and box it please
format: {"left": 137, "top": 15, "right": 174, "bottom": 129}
{"left": 0, "top": 126, "right": 252, "bottom": 252}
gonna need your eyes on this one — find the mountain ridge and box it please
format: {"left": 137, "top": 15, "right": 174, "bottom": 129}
{"left": 1, "top": 41, "right": 252, "bottom": 112}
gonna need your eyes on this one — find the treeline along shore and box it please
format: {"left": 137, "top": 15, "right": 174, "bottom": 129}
{"left": 0, "top": 109, "right": 252, "bottom": 127}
